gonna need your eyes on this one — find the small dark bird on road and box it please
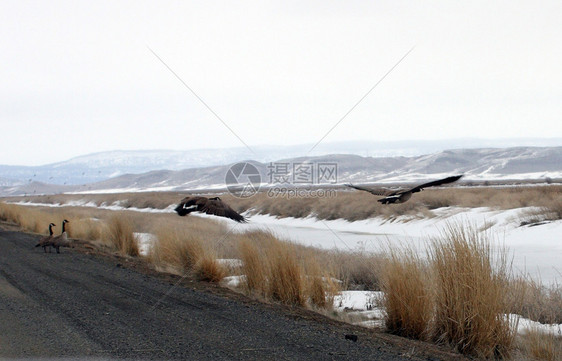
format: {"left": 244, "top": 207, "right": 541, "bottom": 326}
{"left": 175, "top": 196, "right": 247, "bottom": 223}
{"left": 345, "top": 175, "right": 463, "bottom": 204}
{"left": 35, "top": 223, "right": 56, "bottom": 253}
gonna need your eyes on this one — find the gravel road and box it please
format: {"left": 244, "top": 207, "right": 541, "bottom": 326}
{"left": 0, "top": 227, "right": 464, "bottom": 360}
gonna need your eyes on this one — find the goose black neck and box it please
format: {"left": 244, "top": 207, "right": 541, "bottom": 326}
{"left": 49, "top": 224, "right": 54, "bottom": 236}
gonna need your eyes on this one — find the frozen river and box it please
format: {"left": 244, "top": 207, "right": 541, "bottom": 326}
{"left": 237, "top": 209, "right": 561, "bottom": 285}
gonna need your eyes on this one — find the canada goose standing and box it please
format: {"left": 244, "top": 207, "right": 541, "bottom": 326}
{"left": 35, "top": 223, "right": 56, "bottom": 253}
{"left": 50, "top": 219, "right": 71, "bottom": 254}
{"left": 175, "top": 196, "right": 247, "bottom": 223}
{"left": 346, "top": 175, "right": 463, "bottom": 204}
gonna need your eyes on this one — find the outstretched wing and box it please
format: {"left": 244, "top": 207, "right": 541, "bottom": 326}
{"left": 175, "top": 196, "right": 207, "bottom": 216}
{"left": 199, "top": 199, "right": 247, "bottom": 223}
{"left": 345, "top": 184, "right": 398, "bottom": 197}
{"left": 409, "top": 175, "right": 463, "bottom": 193}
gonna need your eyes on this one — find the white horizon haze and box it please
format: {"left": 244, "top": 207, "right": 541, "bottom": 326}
{"left": 2, "top": 1, "right": 562, "bottom": 166}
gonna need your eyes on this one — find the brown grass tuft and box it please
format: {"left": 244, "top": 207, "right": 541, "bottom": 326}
{"left": 542, "top": 198, "right": 562, "bottom": 221}
{"left": 266, "top": 240, "right": 306, "bottom": 306}
{"left": 67, "top": 218, "right": 104, "bottom": 241}
{"left": 520, "top": 329, "right": 562, "bottom": 361}
{"left": 149, "top": 222, "right": 225, "bottom": 282}
{"left": 307, "top": 260, "right": 328, "bottom": 309}
{"left": 151, "top": 224, "right": 205, "bottom": 272}
{"left": 194, "top": 254, "right": 227, "bottom": 283}
{"left": 380, "top": 244, "right": 432, "bottom": 340}
{"left": 0, "top": 203, "right": 50, "bottom": 233}
{"left": 327, "top": 250, "right": 382, "bottom": 290}
{"left": 304, "top": 260, "right": 341, "bottom": 310}
{"left": 239, "top": 230, "right": 339, "bottom": 308}
{"left": 429, "top": 224, "right": 516, "bottom": 358}
{"left": 105, "top": 214, "right": 139, "bottom": 257}
{"left": 509, "top": 278, "right": 562, "bottom": 325}
{"left": 239, "top": 237, "right": 269, "bottom": 296}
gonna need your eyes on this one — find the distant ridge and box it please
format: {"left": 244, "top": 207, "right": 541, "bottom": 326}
{"left": 1, "top": 138, "right": 561, "bottom": 186}
{"left": 1, "top": 146, "right": 561, "bottom": 196}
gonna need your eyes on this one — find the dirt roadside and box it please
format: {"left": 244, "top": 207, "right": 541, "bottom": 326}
{"left": 0, "top": 224, "right": 466, "bottom": 360}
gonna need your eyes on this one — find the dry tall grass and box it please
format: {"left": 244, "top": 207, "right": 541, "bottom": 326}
{"left": 11, "top": 184, "right": 562, "bottom": 223}
{"left": 520, "top": 329, "right": 562, "bottom": 361}
{"left": 267, "top": 240, "right": 306, "bottom": 306}
{"left": 380, "top": 224, "right": 520, "bottom": 358}
{"left": 510, "top": 278, "right": 562, "bottom": 325}
{"left": 306, "top": 260, "right": 329, "bottom": 309}
{"left": 239, "top": 238, "right": 269, "bottom": 297}
{"left": 326, "top": 250, "right": 382, "bottom": 290}
{"left": 238, "top": 231, "right": 305, "bottom": 305}
{"left": 194, "top": 254, "right": 227, "bottom": 283}
{"left": 380, "top": 245, "right": 432, "bottom": 340}
{"left": 148, "top": 222, "right": 226, "bottom": 283}
{"left": 150, "top": 225, "right": 204, "bottom": 269}
{"left": 238, "top": 230, "right": 340, "bottom": 308}
{"left": 0, "top": 203, "right": 102, "bottom": 244}
{"left": 105, "top": 214, "right": 139, "bottom": 257}
{"left": 507, "top": 277, "right": 562, "bottom": 360}
{"left": 304, "top": 262, "right": 340, "bottom": 310}
{"left": 68, "top": 218, "right": 104, "bottom": 242}
{"left": 541, "top": 199, "right": 562, "bottom": 222}
{"left": 0, "top": 203, "right": 52, "bottom": 234}
{"left": 430, "top": 224, "right": 516, "bottom": 359}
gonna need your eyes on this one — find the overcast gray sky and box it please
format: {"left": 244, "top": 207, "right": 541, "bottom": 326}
{"left": 1, "top": 1, "right": 561, "bottom": 166}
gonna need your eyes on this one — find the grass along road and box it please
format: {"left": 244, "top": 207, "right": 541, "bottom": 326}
{"left": 0, "top": 226, "right": 465, "bottom": 361}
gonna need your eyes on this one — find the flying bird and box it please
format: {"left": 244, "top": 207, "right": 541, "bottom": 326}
{"left": 345, "top": 175, "right": 463, "bottom": 204}
{"left": 174, "top": 196, "right": 247, "bottom": 223}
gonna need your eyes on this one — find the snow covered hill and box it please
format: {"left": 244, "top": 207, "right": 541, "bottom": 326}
{"left": 88, "top": 146, "right": 562, "bottom": 192}
{"left": 1, "top": 146, "right": 561, "bottom": 196}
{"left": 1, "top": 138, "right": 560, "bottom": 186}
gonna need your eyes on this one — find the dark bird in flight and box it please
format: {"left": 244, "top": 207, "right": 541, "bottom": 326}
{"left": 175, "top": 196, "right": 247, "bottom": 223}
{"left": 345, "top": 175, "right": 463, "bottom": 204}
